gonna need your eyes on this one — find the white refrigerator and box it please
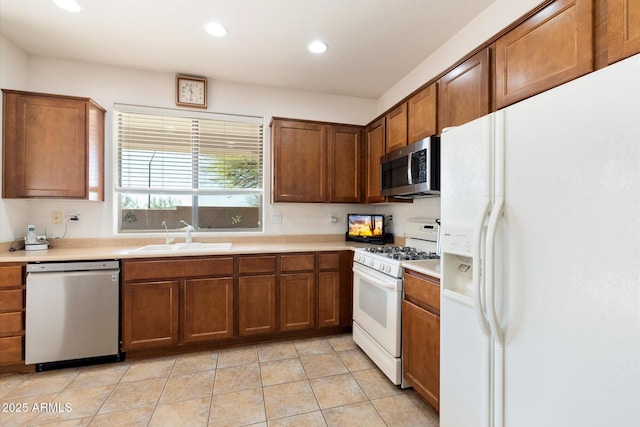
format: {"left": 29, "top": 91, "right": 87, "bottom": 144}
{"left": 439, "top": 53, "right": 640, "bottom": 427}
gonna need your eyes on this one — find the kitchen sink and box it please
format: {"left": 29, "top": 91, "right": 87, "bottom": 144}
{"left": 132, "top": 242, "right": 233, "bottom": 253}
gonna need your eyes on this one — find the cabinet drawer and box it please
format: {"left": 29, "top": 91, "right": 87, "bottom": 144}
{"left": 0, "top": 289, "right": 23, "bottom": 312}
{"left": 318, "top": 253, "right": 339, "bottom": 270}
{"left": 239, "top": 256, "right": 276, "bottom": 274}
{"left": 0, "top": 312, "right": 23, "bottom": 335}
{"left": 404, "top": 271, "right": 440, "bottom": 312}
{"left": 0, "top": 265, "right": 23, "bottom": 288}
{"left": 0, "top": 336, "right": 23, "bottom": 364}
{"left": 280, "top": 254, "right": 315, "bottom": 272}
{"left": 124, "top": 257, "right": 234, "bottom": 281}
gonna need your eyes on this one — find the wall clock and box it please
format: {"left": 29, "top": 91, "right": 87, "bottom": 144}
{"left": 176, "top": 75, "right": 207, "bottom": 108}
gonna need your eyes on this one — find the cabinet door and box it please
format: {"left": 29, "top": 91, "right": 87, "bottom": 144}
{"left": 122, "top": 281, "right": 179, "bottom": 351}
{"left": 238, "top": 275, "right": 277, "bottom": 336}
{"left": 407, "top": 84, "right": 437, "bottom": 143}
{"left": 364, "top": 117, "right": 386, "bottom": 203}
{"left": 494, "top": 0, "right": 593, "bottom": 109}
{"left": 3, "top": 93, "right": 87, "bottom": 198}
{"left": 402, "top": 300, "right": 440, "bottom": 411}
{"left": 385, "top": 103, "right": 407, "bottom": 153}
{"left": 608, "top": 0, "right": 640, "bottom": 63}
{"left": 329, "top": 125, "right": 361, "bottom": 203}
{"left": 272, "top": 119, "right": 327, "bottom": 202}
{"left": 318, "top": 271, "right": 340, "bottom": 328}
{"left": 438, "top": 48, "right": 490, "bottom": 133}
{"left": 183, "top": 277, "right": 234, "bottom": 343}
{"left": 280, "top": 273, "right": 315, "bottom": 332}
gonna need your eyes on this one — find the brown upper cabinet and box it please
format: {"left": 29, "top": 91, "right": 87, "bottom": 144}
{"left": 607, "top": 0, "right": 640, "bottom": 64}
{"left": 272, "top": 119, "right": 327, "bottom": 203}
{"left": 364, "top": 117, "right": 386, "bottom": 204}
{"left": 2, "top": 90, "right": 105, "bottom": 200}
{"left": 494, "top": 0, "right": 594, "bottom": 109}
{"left": 438, "top": 48, "right": 491, "bottom": 133}
{"left": 385, "top": 103, "right": 407, "bottom": 153}
{"left": 407, "top": 83, "right": 437, "bottom": 143}
{"left": 328, "top": 125, "right": 362, "bottom": 203}
{"left": 271, "top": 118, "right": 361, "bottom": 203}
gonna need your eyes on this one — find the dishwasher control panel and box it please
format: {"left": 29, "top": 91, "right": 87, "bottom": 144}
{"left": 27, "top": 260, "right": 120, "bottom": 272}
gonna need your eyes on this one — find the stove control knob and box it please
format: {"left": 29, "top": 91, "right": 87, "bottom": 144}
{"left": 369, "top": 260, "right": 374, "bottom": 267}
{"left": 386, "top": 265, "right": 391, "bottom": 273}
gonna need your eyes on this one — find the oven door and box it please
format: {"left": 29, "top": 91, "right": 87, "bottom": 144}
{"left": 352, "top": 262, "right": 403, "bottom": 357}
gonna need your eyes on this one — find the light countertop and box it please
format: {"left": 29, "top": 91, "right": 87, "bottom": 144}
{"left": 0, "top": 241, "right": 373, "bottom": 263}
{"left": 402, "top": 259, "right": 441, "bottom": 279}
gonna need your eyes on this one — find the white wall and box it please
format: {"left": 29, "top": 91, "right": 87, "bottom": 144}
{"left": 0, "top": 54, "right": 376, "bottom": 241}
{"left": 0, "top": 36, "right": 30, "bottom": 243}
{"left": 381, "top": 0, "right": 545, "bottom": 237}
{"left": 0, "top": 0, "right": 545, "bottom": 242}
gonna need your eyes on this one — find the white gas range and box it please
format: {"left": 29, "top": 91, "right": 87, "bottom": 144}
{"left": 352, "top": 218, "right": 440, "bottom": 385}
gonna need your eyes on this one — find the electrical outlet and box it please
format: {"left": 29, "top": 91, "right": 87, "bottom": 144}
{"left": 270, "top": 211, "right": 282, "bottom": 224}
{"left": 51, "top": 211, "right": 62, "bottom": 224}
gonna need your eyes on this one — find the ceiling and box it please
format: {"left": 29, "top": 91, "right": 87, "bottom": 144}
{"left": 0, "top": 0, "right": 496, "bottom": 99}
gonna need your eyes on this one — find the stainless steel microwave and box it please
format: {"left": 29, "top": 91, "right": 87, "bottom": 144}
{"left": 380, "top": 136, "right": 440, "bottom": 198}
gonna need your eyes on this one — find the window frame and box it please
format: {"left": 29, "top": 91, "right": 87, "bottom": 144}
{"left": 114, "top": 104, "right": 265, "bottom": 234}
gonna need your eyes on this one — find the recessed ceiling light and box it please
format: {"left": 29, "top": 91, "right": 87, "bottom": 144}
{"left": 52, "top": 0, "right": 82, "bottom": 13}
{"left": 308, "top": 41, "right": 328, "bottom": 54}
{"left": 205, "top": 22, "right": 227, "bottom": 38}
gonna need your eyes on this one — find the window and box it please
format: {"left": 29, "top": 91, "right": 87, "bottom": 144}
{"left": 115, "top": 104, "right": 264, "bottom": 232}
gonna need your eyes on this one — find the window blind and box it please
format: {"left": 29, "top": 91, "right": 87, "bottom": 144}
{"left": 115, "top": 104, "right": 264, "bottom": 195}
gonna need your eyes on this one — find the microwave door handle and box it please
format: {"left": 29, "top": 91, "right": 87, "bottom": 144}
{"left": 407, "top": 153, "right": 413, "bottom": 184}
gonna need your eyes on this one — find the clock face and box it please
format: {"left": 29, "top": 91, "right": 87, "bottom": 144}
{"left": 177, "top": 77, "right": 206, "bottom": 106}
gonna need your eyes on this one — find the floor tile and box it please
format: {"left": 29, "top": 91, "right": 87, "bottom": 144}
{"left": 267, "top": 410, "right": 327, "bottom": 426}
{"left": 260, "top": 358, "right": 306, "bottom": 386}
{"left": 337, "top": 349, "right": 375, "bottom": 372}
{"left": 66, "top": 363, "right": 130, "bottom": 390}
{"left": 309, "top": 373, "right": 367, "bottom": 409}
{"left": 351, "top": 368, "right": 402, "bottom": 400}
{"left": 148, "top": 396, "right": 210, "bottom": 427}
{"left": 209, "top": 387, "right": 266, "bottom": 427}
{"left": 213, "top": 364, "right": 261, "bottom": 395}
{"left": 159, "top": 370, "right": 215, "bottom": 404}
{"left": 371, "top": 392, "right": 438, "bottom": 427}
{"left": 98, "top": 377, "right": 166, "bottom": 414}
{"left": 4, "top": 370, "right": 80, "bottom": 398}
{"left": 300, "top": 353, "right": 348, "bottom": 379}
{"left": 0, "top": 333, "right": 438, "bottom": 426}
{"left": 30, "top": 384, "right": 115, "bottom": 425}
{"left": 217, "top": 346, "right": 259, "bottom": 368}
{"left": 0, "top": 372, "right": 33, "bottom": 398}
{"left": 263, "top": 380, "right": 319, "bottom": 420}
{"left": 0, "top": 392, "right": 58, "bottom": 426}
{"left": 120, "top": 358, "right": 175, "bottom": 383}
{"left": 171, "top": 351, "right": 218, "bottom": 376}
{"left": 88, "top": 406, "right": 154, "bottom": 427}
{"left": 327, "top": 334, "right": 357, "bottom": 352}
{"left": 293, "top": 338, "right": 334, "bottom": 357}
{"left": 257, "top": 341, "right": 297, "bottom": 362}
{"left": 322, "top": 401, "right": 386, "bottom": 427}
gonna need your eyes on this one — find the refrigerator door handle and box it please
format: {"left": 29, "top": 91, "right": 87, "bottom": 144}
{"left": 485, "top": 196, "right": 505, "bottom": 347}
{"left": 473, "top": 199, "right": 492, "bottom": 336}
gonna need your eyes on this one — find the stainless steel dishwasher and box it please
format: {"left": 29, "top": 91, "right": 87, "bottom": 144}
{"left": 26, "top": 260, "right": 122, "bottom": 371}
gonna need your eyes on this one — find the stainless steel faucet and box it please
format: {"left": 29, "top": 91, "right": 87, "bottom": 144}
{"left": 180, "top": 220, "right": 194, "bottom": 243}
{"left": 161, "top": 220, "right": 174, "bottom": 245}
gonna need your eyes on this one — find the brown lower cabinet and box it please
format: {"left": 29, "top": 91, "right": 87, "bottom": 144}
{"left": 122, "top": 256, "right": 234, "bottom": 351}
{"left": 122, "top": 251, "right": 352, "bottom": 353}
{"left": 402, "top": 269, "right": 440, "bottom": 412}
{"left": 0, "top": 263, "right": 25, "bottom": 365}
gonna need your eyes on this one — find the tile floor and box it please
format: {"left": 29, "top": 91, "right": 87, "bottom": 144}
{"left": 0, "top": 334, "right": 439, "bottom": 427}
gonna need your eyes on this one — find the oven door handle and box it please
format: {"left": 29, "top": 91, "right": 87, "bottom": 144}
{"left": 353, "top": 265, "right": 398, "bottom": 291}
